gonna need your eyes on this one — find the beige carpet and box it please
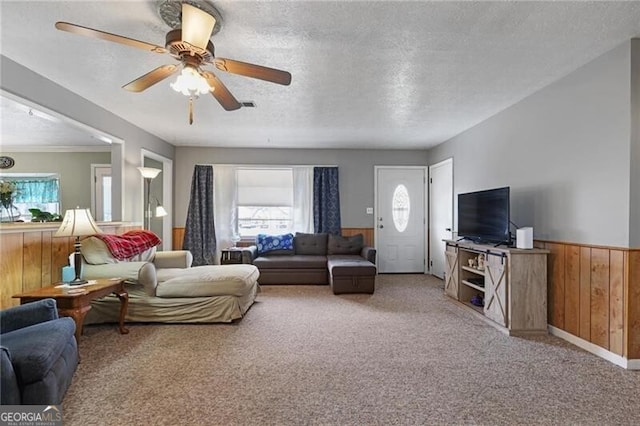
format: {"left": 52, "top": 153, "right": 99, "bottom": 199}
{"left": 64, "top": 274, "right": 639, "bottom": 425}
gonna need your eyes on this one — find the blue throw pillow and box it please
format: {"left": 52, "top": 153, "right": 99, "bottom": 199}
{"left": 256, "top": 233, "right": 294, "bottom": 255}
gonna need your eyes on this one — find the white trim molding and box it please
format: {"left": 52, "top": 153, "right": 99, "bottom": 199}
{"left": 548, "top": 326, "right": 639, "bottom": 370}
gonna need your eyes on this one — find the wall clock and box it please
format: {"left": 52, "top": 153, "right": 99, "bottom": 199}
{"left": 0, "top": 156, "right": 15, "bottom": 169}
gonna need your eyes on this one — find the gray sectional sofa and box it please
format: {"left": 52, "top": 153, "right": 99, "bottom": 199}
{"left": 243, "top": 232, "right": 377, "bottom": 294}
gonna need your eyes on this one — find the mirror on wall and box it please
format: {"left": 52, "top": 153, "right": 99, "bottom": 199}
{"left": 0, "top": 94, "right": 121, "bottom": 222}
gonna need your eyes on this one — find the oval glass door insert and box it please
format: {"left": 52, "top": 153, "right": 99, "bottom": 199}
{"left": 392, "top": 184, "right": 410, "bottom": 232}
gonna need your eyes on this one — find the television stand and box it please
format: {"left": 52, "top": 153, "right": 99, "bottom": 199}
{"left": 443, "top": 239, "right": 549, "bottom": 336}
{"left": 493, "top": 241, "right": 511, "bottom": 248}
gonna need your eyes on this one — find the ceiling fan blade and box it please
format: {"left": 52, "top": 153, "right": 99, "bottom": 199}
{"left": 181, "top": 3, "right": 215, "bottom": 51}
{"left": 201, "top": 71, "right": 242, "bottom": 111}
{"left": 122, "top": 64, "right": 179, "bottom": 92}
{"left": 213, "top": 58, "right": 292, "bottom": 86}
{"left": 55, "top": 22, "right": 167, "bottom": 54}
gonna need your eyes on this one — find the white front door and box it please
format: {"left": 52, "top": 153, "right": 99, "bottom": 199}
{"left": 375, "top": 167, "right": 426, "bottom": 273}
{"left": 429, "top": 158, "right": 453, "bottom": 278}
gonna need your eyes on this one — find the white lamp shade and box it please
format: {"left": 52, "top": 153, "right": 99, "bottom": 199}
{"left": 181, "top": 3, "right": 216, "bottom": 51}
{"left": 155, "top": 205, "right": 168, "bottom": 218}
{"left": 138, "top": 167, "right": 162, "bottom": 179}
{"left": 54, "top": 208, "right": 102, "bottom": 237}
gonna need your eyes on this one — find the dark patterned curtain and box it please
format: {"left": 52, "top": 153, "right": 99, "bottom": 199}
{"left": 183, "top": 165, "right": 216, "bottom": 266}
{"left": 313, "top": 167, "right": 341, "bottom": 235}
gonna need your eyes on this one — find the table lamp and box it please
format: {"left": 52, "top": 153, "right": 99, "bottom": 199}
{"left": 54, "top": 208, "right": 102, "bottom": 285}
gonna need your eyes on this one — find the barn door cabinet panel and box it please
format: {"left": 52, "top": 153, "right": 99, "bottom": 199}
{"left": 444, "top": 240, "right": 549, "bottom": 336}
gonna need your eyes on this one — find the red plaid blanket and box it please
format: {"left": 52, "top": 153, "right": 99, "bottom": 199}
{"left": 94, "top": 230, "right": 161, "bottom": 260}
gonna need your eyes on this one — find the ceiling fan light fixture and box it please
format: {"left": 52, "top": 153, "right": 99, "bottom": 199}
{"left": 157, "top": 0, "right": 223, "bottom": 36}
{"left": 170, "top": 65, "right": 212, "bottom": 97}
{"left": 181, "top": 3, "right": 216, "bottom": 51}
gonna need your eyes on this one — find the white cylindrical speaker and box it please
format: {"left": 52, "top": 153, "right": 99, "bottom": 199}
{"left": 516, "top": 227, "right": 533, "bottom": 249}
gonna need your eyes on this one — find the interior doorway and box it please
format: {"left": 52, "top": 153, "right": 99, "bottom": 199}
{"left": 428, "top": 158, "right": 453, "bottom": 279}
{"left": 141, "top": 150, "right": 173, "bottom": 250}
{"left": 374, "top": 166, "right": 426, "bottom": 273}
{"left": 91, "top": 164, "right": 112, "bottom": 221}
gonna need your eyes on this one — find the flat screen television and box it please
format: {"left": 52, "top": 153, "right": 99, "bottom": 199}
{"left": 457, "top": 187, "right": 511, "bottom": 245}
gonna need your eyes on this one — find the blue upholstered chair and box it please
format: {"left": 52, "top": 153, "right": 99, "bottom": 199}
{"left": 0, "top": 298, "right": 78, "bottom": 405}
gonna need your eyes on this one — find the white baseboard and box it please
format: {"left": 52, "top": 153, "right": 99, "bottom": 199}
{"left": 548, "top": 326, "right": 639, "bottom": 370}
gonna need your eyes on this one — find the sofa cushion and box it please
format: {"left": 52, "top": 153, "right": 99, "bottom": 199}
{"left": 156, "top": 265, "right": 260, "bottom": 297}
{"left": 327, "top": 234, "right": 364, "bottom": 255}
{"left": 253, "top": 255, "right": 327, "bottom": 269}
{"left": 294, "top": 233, "right": 328, "bottom": 255}
{"left": 256, "top": 233, "right": 294, "bottom": 255}
{"left": 328, "top": 258, "right": 377, "bottom": 276}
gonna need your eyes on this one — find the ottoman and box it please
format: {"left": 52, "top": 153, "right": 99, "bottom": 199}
{"left": 327, "top": 258, "right": 376, "bottom": 294}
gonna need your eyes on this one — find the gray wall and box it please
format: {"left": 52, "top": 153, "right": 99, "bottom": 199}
{"left": 0, "top": 55, "right": 175, "bottom": 223}
{"left": 0, "top": 151, "right": 110, "bottom": 214}
{"left": 174, "top": 148, "right": 429, "bottom": 227}
{"left": 429, "top": 41, "right": 635, "bottom": 248}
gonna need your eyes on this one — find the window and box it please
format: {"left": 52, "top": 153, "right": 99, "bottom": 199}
{"left": 236, "top": 168, "right": 293, "bottom": 237}
{"left": 392, "top": 184, "right": 410, "bottom": 232}
{"left": 0, "top": 174, "right": 60, "bottom": 222}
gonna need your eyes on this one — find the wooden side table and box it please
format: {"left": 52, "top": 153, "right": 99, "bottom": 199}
{"left": 221, "top": 248, "right": 244, "bottom": 265}
{"left": 13, "top": 278, "right": 129, "bottom": 341}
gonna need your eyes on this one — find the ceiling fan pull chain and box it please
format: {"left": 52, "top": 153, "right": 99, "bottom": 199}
{"left": 189, "top": 96, "right": 194, "bottom": 125}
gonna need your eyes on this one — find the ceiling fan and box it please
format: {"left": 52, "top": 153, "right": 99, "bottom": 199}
{"left": 55, "top": 2, "right": 291, "bottom": 124}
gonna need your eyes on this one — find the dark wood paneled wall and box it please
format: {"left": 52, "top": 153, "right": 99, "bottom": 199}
{"left": 0, "top": 224, "right": 139, "bottom": 309}
{"left": 537, "top": 241, "right": 640, "bottom": 359}
{"left": 172, "top": 227, "right": 375, "bottom": 251}
{"left": 341, "top": 228, "right": 375, "bottom": 247}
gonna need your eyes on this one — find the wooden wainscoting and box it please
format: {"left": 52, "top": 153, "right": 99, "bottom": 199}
{"left": 0, "top": 223, "right": 139, "bottom": 309}
{"left": 172, "top": 227, "right": 375, "bottom": 251}
{"left": 173, "top": 227, "right": 186, "bottom": 251}
{"left": 341, "top": 228, "right": 375, "bottom": 247}
{"left": 536, "top": 240, "right": 640, "bottom": 359}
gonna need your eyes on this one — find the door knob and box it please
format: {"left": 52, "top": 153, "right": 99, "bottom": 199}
{"left": 446, "top": 228, "right": 451, "bottom": 231}
{"left": 379, "top": 225, "right": 384, "bottom": 229}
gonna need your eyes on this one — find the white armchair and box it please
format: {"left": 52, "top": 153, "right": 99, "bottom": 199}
{"left": 73, "top": 236, "right": 259, "bottom": 325}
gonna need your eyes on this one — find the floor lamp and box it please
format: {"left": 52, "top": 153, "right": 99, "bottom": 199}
{"left": 138, "top": 167, "right": 162, "bottom": 230}
{"left": 54, "top": 208, "right": 102, "bottom": 285}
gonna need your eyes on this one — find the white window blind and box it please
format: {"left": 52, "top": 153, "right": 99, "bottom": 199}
{"left": 236, "top": 168, "right": 293, "bottom": 207}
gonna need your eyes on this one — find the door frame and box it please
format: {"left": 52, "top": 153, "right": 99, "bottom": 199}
{"left": 373, "top": 165, "right": 428, "bottom": 274}
{"left": 90, "top": 163, "right": 111, "bottom": 221}
{"left": 140, "top": 149, "right": 173, "bottom": 250}
{"left": 428, "top": 157, "right": 453, "bottom": 277}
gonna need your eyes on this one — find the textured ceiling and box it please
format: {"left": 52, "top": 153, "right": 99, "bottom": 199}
{"left": 0, "top": 95, "right": 111, "bottom": 150}
{"left": 1, "top": 0, "right": 640, "bottom": 150}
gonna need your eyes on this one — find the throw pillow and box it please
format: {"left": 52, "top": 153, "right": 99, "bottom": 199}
{"left": 294, "top": 233, "right": 328, "bottom": 255}
{"left": 256, "top": 233, "right": 294, "bottom": 255}
{"left": 80, "top": 236, "right": 118, "bottom": 265}
{"left": 327, "top": 234, "right": 364, "bottom": 255}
